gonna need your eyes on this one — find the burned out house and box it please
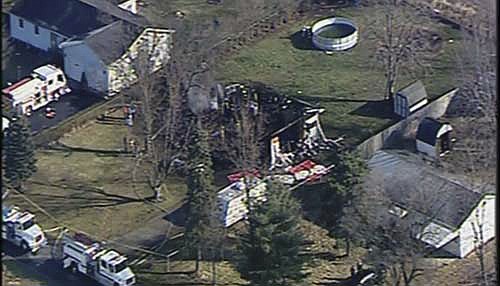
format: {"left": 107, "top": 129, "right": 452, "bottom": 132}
{"left": 210, "top": 83, "right": 337, "bottom": 170}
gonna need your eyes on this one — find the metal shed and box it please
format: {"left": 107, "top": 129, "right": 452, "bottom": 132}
{"left": 393, "top": 80, "right": 429, "bottom": 118}
{"left": 416, "top": 117, "right": 453, "bottom": 159}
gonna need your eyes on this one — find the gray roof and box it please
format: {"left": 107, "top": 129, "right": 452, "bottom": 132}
{"left": 416, "top": 117, "right": 445, "bottom": 145}
{"left": 79, "top": 0, "right": 148, "bottom": 27}
{"left": 397, "top": 80, "right": 428, "bottom": 107}
{"left": 9, "top": 0, "right": 148, "bottom": 37}
{"left": 367, "top": 150, "right": 485, "bottom": 229}
{"left": 83, "top": 20, "right": 142, "bottom": 65}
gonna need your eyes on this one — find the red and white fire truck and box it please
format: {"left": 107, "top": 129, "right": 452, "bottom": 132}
{"left": 2, "top": 64, "right": 71, "bottom": 116}
{"left": 62, "top": 232, "right": 136, "bottom": 286}
{"left": 2, "top": 205, "right": 47, "bottom": 254}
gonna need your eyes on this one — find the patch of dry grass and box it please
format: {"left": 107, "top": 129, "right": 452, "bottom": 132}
{"left": 4, "top": 114, "right": 188, "bottom": 240}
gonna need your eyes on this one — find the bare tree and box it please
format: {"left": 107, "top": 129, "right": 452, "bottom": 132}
{"left": 367, "top": 0, "right": 434, "bottom": 100}
{"left": 470, "top": 203, "right": 490, "bottom": 286}
{"left": 113, "top": 19, "right": 221, "bottom": 201}
{"left": 342, "top": 175, "right": 447, "bottom": 286}
{"left": 450, "top": 0, "right": 497, "bottom": 186}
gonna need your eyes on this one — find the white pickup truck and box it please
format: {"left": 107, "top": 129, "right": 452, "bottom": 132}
{"left": 2, "top": 205, "right": 47, "bottom": 253}
{"left": 62, "top": 232, "right": 136, "bottom": 286}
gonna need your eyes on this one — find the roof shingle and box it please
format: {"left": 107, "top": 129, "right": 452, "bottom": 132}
{"left": 367, "top": 150, "right": 484, "bottom": 229}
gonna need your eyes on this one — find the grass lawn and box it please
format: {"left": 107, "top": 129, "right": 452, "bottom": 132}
{"left": 142, "top": 0, "right": 240, "bottom": 26}
{"left": 4, "top": 112, "right": 188, "bottom": 241}
{"left": 216, "top": 6, "right": 462, "bottom": 146}
{"left": 137, "top": 219, "right": 366, "bottom": 286}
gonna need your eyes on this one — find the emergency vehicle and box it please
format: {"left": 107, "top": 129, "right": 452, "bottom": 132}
{"left": 62, "top": 232, "right": 136, "bottom": 286}
{"left": 2, "top": 205, "right": 47, "bottom": 253}
{"left": 2, "top": 64, "right": 71, "bottom": 116}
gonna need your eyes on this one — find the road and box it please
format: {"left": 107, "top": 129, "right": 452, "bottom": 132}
{"left": 2, "top": 202, "right": 187, "bottom": 286}
{"left": 28, "top": 90, "right": 104, "bottom": 134}
{"left": 2, "top": 241, "right": 101, "bottom": 286}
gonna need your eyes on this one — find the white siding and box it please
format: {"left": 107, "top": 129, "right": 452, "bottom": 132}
{"left": 9, "top": 14, "right": 52, "bottom": 51}
{"left": 409, "top": 98, "right": 429, "bottom": 113}
{"left": 118, "top": 0, "right": 137, "bottom": 14}
{"left": 108, "top": 28, "right": 174, "bottom": 95}
{"left": 418, "top": 221, "right": 457, "bottom": 248}
{"left": 458, "top": 195, "right": 496, "bottom": 258}
{"left": 394, "top": 94, "right": 407, "bottom": 117}
{"left": 61, "top": 43, "right": 108, "bottom": 93}
{"left": 416, "top": 140, "right": 436, "bottom": 158}
{"left": 218, "top": 181, "right": 267, "bottom": 227}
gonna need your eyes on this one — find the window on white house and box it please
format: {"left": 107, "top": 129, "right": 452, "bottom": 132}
{"left": 48, "top": 80, "right": 53, "bottom": 85}
{"left": 34, "top": 25, "right": 39, "bottom": 35}
{"left": 18, "top": 19, "right": 24, "bottom": 28}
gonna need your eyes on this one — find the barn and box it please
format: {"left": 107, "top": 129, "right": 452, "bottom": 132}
{"left": 393, "top": 80, "right": 429, "bottom": 118}
{"left": 416, "top": 117, "right": 453, "bottom": 159}
{"left": 367, "top": 150, "right": 496, "bottom": 258}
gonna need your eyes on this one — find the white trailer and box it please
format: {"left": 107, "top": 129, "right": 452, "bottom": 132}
{"left": 2, "top": 64, "right": 71, "bottom": 116}
{"left": 62, "top": 232, "right": 136, "bottom": 286}
{"left": 2, "top": 205, "right": 47, "bottom": 253}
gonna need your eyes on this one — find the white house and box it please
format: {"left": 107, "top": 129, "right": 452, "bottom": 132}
{"left": 367, "top": 150, "right": 496, "bottom": 258}
{"left": 7, "top": 0, "right": 174, "bottom": 96}
{"left": 393, "top": 80, "right": 429, "bottom": 118}
{"left": 60, "top": 22, "right": 173, "bottom": 95}
{"left": 415, "top": 117, "right": 453, "bottom": 159}
{"left": 2, "top": 117, "right": 10, "bottom": 132}
{"left": 217, "top": 178, "right": 267, "bottom": 227}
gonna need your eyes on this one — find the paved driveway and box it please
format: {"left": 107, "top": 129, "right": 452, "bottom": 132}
{"left": 2, "top": 241, "right": 101, "bottom": 286}
{"left": 28, "top": 90, "right": 104, "bottom": 134}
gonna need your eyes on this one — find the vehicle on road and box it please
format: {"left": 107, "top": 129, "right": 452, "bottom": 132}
{"left": 2, "top": 64, "right": 71, "bottom": 116}
{"left": 2, "top": 205, "right": 47, "bottom": 254}
{"left": 62, "top": 232, "right": 136, "bottom": 286}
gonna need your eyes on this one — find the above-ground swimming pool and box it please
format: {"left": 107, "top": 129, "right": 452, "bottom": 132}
{"left": 311, "top": 17, "right": 358, "bottom": 51}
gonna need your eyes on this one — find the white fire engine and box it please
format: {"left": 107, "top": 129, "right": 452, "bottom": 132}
{"left": 2, "top": 64, "right": 71, "bottom": 116}
{"left": 62, "top": 232, "right": 136, "bottom": 286}
{"left": 2, "top": 205, "right": 47, "bottom": 253}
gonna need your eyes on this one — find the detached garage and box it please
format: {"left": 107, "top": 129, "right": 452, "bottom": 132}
{"left": 416, "top": 117, "right": 453, "bottom": 159}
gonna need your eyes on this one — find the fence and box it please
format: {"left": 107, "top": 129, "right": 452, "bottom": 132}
{"left": 356, "top": 88, "right": 459, "bottom": 159}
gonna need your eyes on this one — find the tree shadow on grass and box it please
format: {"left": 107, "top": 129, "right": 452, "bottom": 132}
{"left": 316, "top": 269, "right": 376, "bottom": 286}
{"left": 294, "top": 95, "right": 384, "bottom": 104}
{"left": 163, "top": 202, "right": 188, "bottom": 227}
{"left": 43, "top": 142, "right": 132, "bottom": 157}
{"left": 348, "top": 100, "right": 397, "bottom": 119}
{"left": 27, "top": 181, "right": 147, "bottom": 211}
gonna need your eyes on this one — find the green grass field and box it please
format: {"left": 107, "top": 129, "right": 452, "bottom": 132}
{"left": 216, "top": 6, "right": 462, "bottom": 146}
{"left": 5, "top": 112, "right": 188, "bottom": 241}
